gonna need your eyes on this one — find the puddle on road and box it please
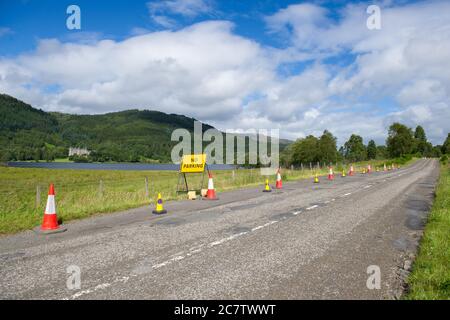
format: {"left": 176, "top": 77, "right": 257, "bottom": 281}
{"left": 0, "top": 251, "right": 26, "bottom": 263}
{"left": 270, "top": 212, "right": 293, "bottom": 221}
{"left": 154, "top": 217, "right": 186, "bottom": 227}
{"left": 226, "top": 226, "right": 252, "bottom": 235}
{"left": 393, "top": 237, "right": 418, "bottom": 252}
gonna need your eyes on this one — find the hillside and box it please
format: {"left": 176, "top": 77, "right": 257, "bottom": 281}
{"left": 0, "top": 94, "right": 289, "bottom": 163}
{"left": 0, "top": 94, "right": 214, "bottom": 162}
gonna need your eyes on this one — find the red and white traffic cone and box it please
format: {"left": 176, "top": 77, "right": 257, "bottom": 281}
{"left": 328, "top": 167, "right": 334, "bottom": 180}
{"left": 349, "top": 165, "right": 354, "bottom": 176}
{"left": 205, "top": 172, "right": 218, "bottom": 200}
{"left": 275, "top": 168, "right": 282, "bottom": 189}
{"left": 35, "top": 184, "right": 66, "bottom": 234}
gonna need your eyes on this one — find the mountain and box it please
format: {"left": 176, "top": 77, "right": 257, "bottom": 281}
{"left": 0, "top": 94, "right": 291, "bottom": 163}
{"left": 0, "top": 94, "right": 214, "bottom": 162}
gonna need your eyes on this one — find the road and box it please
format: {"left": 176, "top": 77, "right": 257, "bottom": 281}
{"left": 0, "top": 159, "right": 439, "bottom": 299}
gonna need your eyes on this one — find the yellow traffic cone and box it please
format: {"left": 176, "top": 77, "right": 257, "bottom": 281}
{"left": 152, "top": 192, "right": 167, "bottom": 214}
{"left": 314, "top": 174, "right": 319, "bottom": 183}
{"left": 263, "top": 179, "right": 272, "bottom": 192}
{"left": 341, "top": 170, "right": 346, "bottom": 177}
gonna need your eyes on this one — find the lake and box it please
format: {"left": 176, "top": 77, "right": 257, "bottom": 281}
{"left": 7, "top": 162, "right": 237, "bottom": 171}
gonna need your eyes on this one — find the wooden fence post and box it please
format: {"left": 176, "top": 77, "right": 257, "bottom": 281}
{"left": 35, "top": 185, "right": 41, "bottom": 208}
{"left": 99, "top": 180, "right": 104, "bottom": 198}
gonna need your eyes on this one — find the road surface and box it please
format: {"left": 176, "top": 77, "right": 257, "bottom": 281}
{"left": 0, "top": 159, "right": 439, "bottom": 299}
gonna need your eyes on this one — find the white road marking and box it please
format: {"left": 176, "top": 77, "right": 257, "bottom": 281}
{"left": 65, "top": 216, "right": 284, "bottom": 299}
{"left": 67, "top": 276, "right": 131, "bottom": 300}
{"left": 251, "top": 225, "right": 264, "bottom": 231}
{"left": 306, "top": 205, "right": 319, "bottom": 210}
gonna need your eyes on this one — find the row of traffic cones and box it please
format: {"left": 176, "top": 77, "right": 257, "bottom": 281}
{"left": 36, "top": 162, "right": 401, "bottom": 233}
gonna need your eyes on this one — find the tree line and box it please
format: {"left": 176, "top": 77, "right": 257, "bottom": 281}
{"left": 281, "top": 123, "right": 450, "bottom": 167}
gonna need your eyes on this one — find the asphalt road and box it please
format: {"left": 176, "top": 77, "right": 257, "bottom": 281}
{"left": 0, "top": 159, "right": 439, "bottom": 299}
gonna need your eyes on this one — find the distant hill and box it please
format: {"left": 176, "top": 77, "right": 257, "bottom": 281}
{"left": 0, "top": 94, "right": 214, "bottom": 162}
{"left": 0, "top": 94, "right": 290, "bottom": 163}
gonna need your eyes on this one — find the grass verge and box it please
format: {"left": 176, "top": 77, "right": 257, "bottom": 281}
{"left": 405, "top": 163, "right": 450, "bottom": 299}
{"left": 0, "top": 159, "right": 414, "bottom": 235}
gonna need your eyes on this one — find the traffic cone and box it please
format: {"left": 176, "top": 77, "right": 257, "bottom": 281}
{"left": 341, "top": 169, "right": 346, "bottom": 177}
{"left": 263, "top": 179, "right": 272, "bottom": 192}
{"left": 328, "top": 167, "right": 334, "bottom": 180}
{"left": 35, "top": 184, "right": 66, "bottom": 234}
{"left": 152, "top": 193, "right": 167, "bottom": 214}
{"left": 314, "top": 174, "right": 319, "bottom": 183}
{"left": 349, "top": 165, "right": 354, "bottom": 176}
{"left": 275, "top": 168, "right": 282, "bottom": 189}
{"left": 367, "top": 164, "right": 372, "bottom": 174}
{"left": 205, "top": 172, "right": 218, "bottom": 200}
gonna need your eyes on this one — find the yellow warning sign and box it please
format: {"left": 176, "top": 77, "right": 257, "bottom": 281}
{"left": 180, "top": 154, "right": 207, "bottom": 173}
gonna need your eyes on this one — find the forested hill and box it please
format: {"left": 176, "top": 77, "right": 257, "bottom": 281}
{"left": 0, "top": 94, "right": 215, "bottom": 162}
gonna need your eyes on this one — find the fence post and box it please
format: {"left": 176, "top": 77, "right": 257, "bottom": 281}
{"left": 99, "top": 180, "right": 103, "bottom": 198}
{"left": 145, "top": 177, "right": 149, "bottom": 198}
{"left": 35, "top": 185, "right": 41, "bottom": 208}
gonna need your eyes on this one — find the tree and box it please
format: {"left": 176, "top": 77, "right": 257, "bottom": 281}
{"left": 290, "top": 135, "right": 320, "bottom": 165}
{"left": 414, "top": 125, "right": 426, "bottom": 141}
{"left": 442, "top": 133, "right": 450, "bottom": 154}
{"left": 343, "top": 134, "right": 366, "bottom": 162}
{"left": 413, "top": 125, "right": 432, "bottom": 156}
{"left": 367, "top": 140, "right": 377, "bottom": 160}
{"left": 376, "top": 145, "right": 388, "bottom": 159}
{"left": 431, "top": 145, "right": 443, "bottom": 158}
{"left": 386, "top": 123, "right": 414, "bottom": 157}
{"left": 319, "top": 130, "right": 338, "bottom": 164}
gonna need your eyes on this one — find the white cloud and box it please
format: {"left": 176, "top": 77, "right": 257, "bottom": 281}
{"left": 0, "top": 21, "right": 272, "bottom": 121}
{"left": 147, "top": 0, "right": 213, "bottom": 28}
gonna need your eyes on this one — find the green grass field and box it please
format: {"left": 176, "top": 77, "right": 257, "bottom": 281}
{"left": 0, "top": 159, "right": 401, "bottom": 235}
{"left": 406, "top": 163, "right": 450, "bottom": 299}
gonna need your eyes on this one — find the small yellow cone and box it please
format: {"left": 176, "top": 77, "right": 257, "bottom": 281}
{"left": 152, "top": 192, "right": 167, "bottom": 214}
{"left": 314, "top": 174, "right": 319, "bottom": 183}
{"left": 263, "top": 179, "right": 272, "bottom": 192}
{"left": 341, "top": 170, "right": 346, "bottom": 177}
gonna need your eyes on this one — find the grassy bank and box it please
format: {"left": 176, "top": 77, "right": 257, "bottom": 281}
{"left": 0, "top": 159, "right": 408, "bottom": 235}
{"left": 406, "top": 163, "right": 450, "bottom": 299}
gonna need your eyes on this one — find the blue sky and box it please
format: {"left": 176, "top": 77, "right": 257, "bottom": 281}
{"left": 0, "top": 0, "right": 353, "bottom": 55}
{"left": 0, "top": 0, "right": 449, "bottom": 145}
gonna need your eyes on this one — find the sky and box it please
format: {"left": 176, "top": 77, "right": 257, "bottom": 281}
{"left": 0, "top": 0, "right": 449, "bottom": 146}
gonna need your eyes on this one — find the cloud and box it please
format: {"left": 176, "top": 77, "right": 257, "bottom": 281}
{"left": 1, "top": 1, "right": 450, "bottom": 145}
{"left": 263, "top": 0, "right": 450, "bottom": 144}
{"left": 0, "top": 21, "right": 272, "bottom": 121}
{"left": 147, "top": 0, "right": 214, "bottom": 28}
{"left": 0, "top": 27, "right": 13, "bottom": 38}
